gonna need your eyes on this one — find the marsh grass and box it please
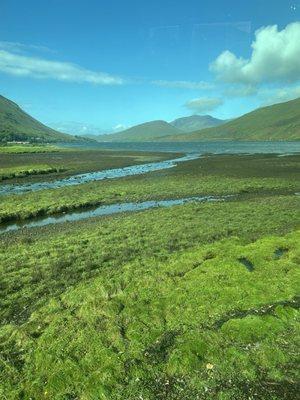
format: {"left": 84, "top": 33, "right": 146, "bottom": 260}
{"left": 0, "top": 165, "right": 67, "bottom": 181}
{"left": 0, "top": 153, "right": 299, "bottom": 399}
{"left": 0, "top": 154, "right": 299, "bottom": 224}
{"left": 0, "top": 216, "right": 299, "bottom": 399}
{"left": 0, "top": 145, "right": 62, "bottom": 153}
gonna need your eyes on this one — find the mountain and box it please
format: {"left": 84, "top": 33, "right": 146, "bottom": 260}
{"left": 97, "top": 120, "right": 183, "bottom": 142}
{"left": 0, "top": 95, "right": 85, "bottom": 143}
{"left": 170, "top": 115, "right": 226, "bottom": 132}
{"left": 162, "top": 98, "right": 300, "bottom": 141}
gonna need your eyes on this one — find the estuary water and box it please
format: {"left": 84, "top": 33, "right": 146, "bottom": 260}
{"left": 61, "top": 140, "right": 300, "bottom": 154}
{"left": 1, "top": 141, "right": 299, "bottom": 197}
{"left": 0, "top": 153, "right": 199, "bottom": 196}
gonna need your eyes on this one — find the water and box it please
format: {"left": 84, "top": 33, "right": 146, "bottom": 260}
{"left": 2, "top": 141, "right": 299, "bottom": 197}
{"left": 238, "top": 257, "right": 255, "bottom": 272}
{"left": 0, "top": 195, "right": 227, "bottom": 234}
{"left": 0, "top": 153, "right": 199, "bottom": 196}
{"left": 60, "top": 140, "right": 300, "bottom": 154}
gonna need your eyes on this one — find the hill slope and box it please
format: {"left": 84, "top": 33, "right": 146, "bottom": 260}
{"left": 170, "top": 114, "right": 226, "bottom": 132}
{"left": 0, "top": 95, "right": 79, "bottom": 143}
{"left": 163, "top": 98, "right": 300, "bottom": 141}
{"left": 97, "top": 120, "right": 183, "bottom": 142}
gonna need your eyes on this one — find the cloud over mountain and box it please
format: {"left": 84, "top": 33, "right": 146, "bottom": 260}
{"left": 185, "top": 97, "right": 223, "bottom": 113}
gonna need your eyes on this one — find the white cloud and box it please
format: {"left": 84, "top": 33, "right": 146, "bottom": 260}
{"left": 185, "top": 97, "right": 223, "bottom": 113}
{"left": 0, "top": 41, "right": 54, "bottom": 54}
{"left": 152, "top": 80, "right": 214, "bottom": 90}
{"left": 210, "top": 22, "right": 300, "bottom": 84}
{"left": 0, "top": 49, "right": 124, "bottom": 85}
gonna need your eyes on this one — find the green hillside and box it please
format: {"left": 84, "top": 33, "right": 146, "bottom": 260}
{"left": 0, "top": 95, "right": 79, "bottom": 143}
{"left": 163, "top": 97, "right": 300, "bottom": 141}
{"left": 98, "top": 120, "right": 183, "bottom": 142}
{"left": 170, "top": 114, "right": 226, "bottom": 132}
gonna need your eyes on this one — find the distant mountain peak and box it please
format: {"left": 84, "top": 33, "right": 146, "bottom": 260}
{"left": 170, "top": 115, "right": 226, "bottom": 132}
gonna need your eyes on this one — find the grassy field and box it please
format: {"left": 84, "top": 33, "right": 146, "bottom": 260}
{"left": 0, "top": 151, "right": 299, "bottom": 399}
{"left": 0, "top": 146, "right": 173, "bottom": 183}
{"left": 0, "top": 165, "right": 67, "bottom": 181}
{"left": 0, "top": 154, "right": 299, "bottom": 223}
{"left": 0, "top": 144, "right": 64, "bottom": 153}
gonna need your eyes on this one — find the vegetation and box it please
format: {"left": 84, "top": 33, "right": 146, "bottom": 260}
{"left": 0, "top": 95, "right": 92, "bottom": 143}
{"left": 0, "top": 151, "right": 299, "bottom": 399}
{"left": 0, "top": 144, "right": 63, "bottom": 153}
{"left": 2, "top": 92, "right": 300, "bottom": 144}
{"left": 0, "top": 196, "right": 299, "bottom": 399}
{"left": 162, "top": 97, "right": 300, "bottom": 141}
{"left": 0, "top": 154, "right": 299, "bottom": 223}
{"left": 0, "top": 165, "right": 67, "bottom": 181}
{"left": 0, "top": 147, "right": 171, "bottom": 185}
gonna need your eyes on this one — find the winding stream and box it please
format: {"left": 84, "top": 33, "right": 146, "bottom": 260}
{"left": 1, "top": 145, "right": 299, "bottom": 234}
{"left": 0, "top": 153, "right": 199, "bottom": 196}
{"left": 0, "top": 195, "right": 228, "bottom": 234}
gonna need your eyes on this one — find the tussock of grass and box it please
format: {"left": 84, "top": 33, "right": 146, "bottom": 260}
{"left": 0, "top": 165, "right": 66, "bottom": 181}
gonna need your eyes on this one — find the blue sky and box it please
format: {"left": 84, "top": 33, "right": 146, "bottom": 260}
{"left": 1, "top": 0, "right": 300, "bottom": 134}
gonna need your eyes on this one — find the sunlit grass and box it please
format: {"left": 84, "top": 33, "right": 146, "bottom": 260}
{"left": 0, "top": 144, "right": 63, "bottom": 153}
{"left": 0, "top": 164, "right": 66, "bottom": 181}
{"left": 0, "top": 214, "right": 299, "bottom": 398}
{"left": 0, "top": 153, "right": 299, "bottom": 399}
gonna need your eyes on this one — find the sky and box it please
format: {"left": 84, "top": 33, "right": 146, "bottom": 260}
{"left": 1, "top": 0, "right": 300, "bottom": 134}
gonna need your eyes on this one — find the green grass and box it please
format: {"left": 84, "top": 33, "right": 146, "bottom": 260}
{"left": 0, "top": 165, "right": 67, "bottom": 181}
{"left": 0, "top": 147, "right": 172, "bottom": 186}
{"left": 0, "top": 144, "right": 64, "bottom": 153}
{"left": 0, "top": 152, "right": 299, "bottom": 399}
{"left": 0, "top": 197, "right": 299, "bottom": 399}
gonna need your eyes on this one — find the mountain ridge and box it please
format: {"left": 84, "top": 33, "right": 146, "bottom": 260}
{"left": 170, "top": 114, "right": 226, "bottom": 132}
{"left": 160, "top": 97, "right": 300, "bottom": 141}
{"left": 97, "top": 120, "right": 183, "bottom": 142}
{"left": 96, "top": 115, "right": 227, "bottom": 142}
